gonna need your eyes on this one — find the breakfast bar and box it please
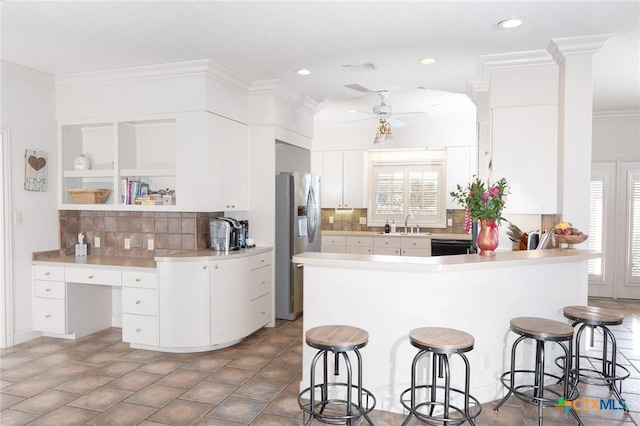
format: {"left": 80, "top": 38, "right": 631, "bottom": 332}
{"left": 293, "top": 249, "right": 601, "bottom": 414}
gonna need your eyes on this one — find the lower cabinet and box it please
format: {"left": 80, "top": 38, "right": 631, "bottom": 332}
{"left": 32, "top": 297, "right": 66, "bottom": 335}
{"left": 122, "top": 314, "right": 159, "bottom": 346}
{"left": 122, "top": 269, "right": 159, "bottom": 347}
{"left": 210, "top": 257, "right": 247, "bottom": 345}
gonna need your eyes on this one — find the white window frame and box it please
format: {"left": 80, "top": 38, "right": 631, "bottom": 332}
{"left": 367, "top": 154, "right": 446, "bottom": 228}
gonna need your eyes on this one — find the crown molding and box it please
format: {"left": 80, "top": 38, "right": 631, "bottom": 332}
{"left": 55, "top": 59, "right": 250, "bottom": 92}
{"left": 547, "top": 34, "right": 611, "bottom": 62}
{"left": 249, "top": 79, "right": 320, "bottom": 114}
{"left": 467, "top": 49, "right": 555, "bottom": 102}
{"left": 593, "top": 109, "right": 640, "bottom": 120}
{"left": 1, "top": 60, "right": 54, "bottom": 88}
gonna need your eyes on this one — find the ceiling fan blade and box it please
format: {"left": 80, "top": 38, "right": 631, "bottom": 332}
{"left": 387, "top": 116, "right": 406, "bottom": 128}
{"left": 343, "top": 117, "right": 378, "bottom": 124}
{"left": 393, "top": 111, "right": 426, "bottom": 119}
{"left": 345, "top": 84, "right": 374, "bottom": 93}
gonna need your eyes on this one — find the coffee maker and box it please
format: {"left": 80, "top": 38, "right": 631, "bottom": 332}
{"left": 209, "top": 217, "right": 242, "bottom": 251}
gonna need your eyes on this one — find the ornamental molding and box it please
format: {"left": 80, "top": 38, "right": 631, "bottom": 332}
{"left": 1, "top": 60, "right": 54, "bottom": 88}
{"left": 547, "top": 34, "right": 612, "bottom": 62}
{"left": 593, "top": 109, "right": 640, "bottom": 120}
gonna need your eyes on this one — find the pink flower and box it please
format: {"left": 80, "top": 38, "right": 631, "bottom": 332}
{"left": 490, "top": 186, "right": 500, "bottom": 196}
{"left": 481, "top": 192, "right": 489, "bottom": 201}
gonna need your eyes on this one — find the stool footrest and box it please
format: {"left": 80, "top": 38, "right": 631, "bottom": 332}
{"left": 499, "top": 369, "right": 580, "bottom": 405}
{"left": 298, "top": 383, "right": 376, "bottom": 425}
{"left": 400, "top": 385, "right": 481, "bottom": 426}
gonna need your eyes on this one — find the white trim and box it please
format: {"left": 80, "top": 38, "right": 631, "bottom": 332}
{"left": 1, "top": 127, "right": 14, "bottom": 348}
{"left": 1, "top": 60, "right": 55, "bottom": 88}
{"left": 593, "top": 110, "right": 640, "bottom": 120}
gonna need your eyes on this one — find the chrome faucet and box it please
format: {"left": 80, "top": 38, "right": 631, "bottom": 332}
{"left": 404, "top": 213, "right": 414, "bottom": 234}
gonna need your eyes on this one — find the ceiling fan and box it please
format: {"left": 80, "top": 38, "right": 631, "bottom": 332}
{"left": 344, "top": 84, "right": 426, "bottom": 128}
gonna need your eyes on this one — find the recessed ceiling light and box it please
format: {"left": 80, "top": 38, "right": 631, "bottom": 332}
{"left": 296, "top": 69, "right": 311, "bottom": 75}
{"left": 420, "top": 58, "right": 437, "bottom": 65}
{"left": 348, "top": 109, "right": 359, "bottom": 113}
{"left": 497, "top": 18, "right": 523, "bottom": 29}
{"left": 432, "top": 104, "right": 447, "bottom": 109}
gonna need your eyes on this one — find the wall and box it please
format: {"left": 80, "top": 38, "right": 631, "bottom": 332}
{"left": 275, "top": 141, "right": 310, "bottom": 173}
{"left": 1, "top": 61, "right": 58, "bottom": 344}
{"left": 592, "top": 112, "right": 640, "bottom": 159}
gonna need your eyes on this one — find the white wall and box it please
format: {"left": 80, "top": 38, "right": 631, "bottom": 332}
{"left": 1, "top": 61, "right": 58, "bottom": 344}
{"left": 592, "top": 112, "right": 640, "bottom": 159}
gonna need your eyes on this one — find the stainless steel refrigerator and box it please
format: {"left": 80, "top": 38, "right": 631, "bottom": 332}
{"left": 275, "top": 172, "right": 321, "bottom": 320}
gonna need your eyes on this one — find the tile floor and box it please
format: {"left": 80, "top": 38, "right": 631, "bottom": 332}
{"left": 1, "top": 297, "right": 639, "bottom": 425}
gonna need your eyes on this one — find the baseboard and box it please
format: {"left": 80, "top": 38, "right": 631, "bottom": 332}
{"left": 13, "top": 329, "right": 42, "bottom": 346}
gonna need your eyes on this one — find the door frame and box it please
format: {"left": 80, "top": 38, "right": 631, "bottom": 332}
{"left": 1, "top": 127, "right": 14, "bottom": 348}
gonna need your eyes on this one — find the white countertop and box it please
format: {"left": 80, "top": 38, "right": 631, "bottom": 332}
{"left": 155, "top": 246, "right": 272, "bottom": 262}
{"left": 321, "top": 230, "right": 472, "bottom": 240}
{"left": 293, "top": 248, "right": 601, "bottom": 273}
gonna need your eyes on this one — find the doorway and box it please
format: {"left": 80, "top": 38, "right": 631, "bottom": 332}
{"left": 1, "top": 127, "right": 13, "bottom": 347}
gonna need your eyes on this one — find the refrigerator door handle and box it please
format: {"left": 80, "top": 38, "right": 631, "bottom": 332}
{"left": 307, "top": 186, "right": 318, "bottom": 243}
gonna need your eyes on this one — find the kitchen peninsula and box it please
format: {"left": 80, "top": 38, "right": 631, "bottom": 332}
{"left": 293, "top": 248, "right": 601, "bottom": 414}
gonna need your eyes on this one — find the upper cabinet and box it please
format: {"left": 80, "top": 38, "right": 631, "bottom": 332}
{"left": 445, "top": 146, "right": 476, "bottom": 210}
{"left": 315, "top": 150, "right": 367, "bottom": 209}
{"left": 59, "top": 112, "right": 248, "bottom": 212}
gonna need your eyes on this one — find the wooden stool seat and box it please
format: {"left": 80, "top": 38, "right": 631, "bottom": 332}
{"left": 563, "top": 305, "right": 624, "bottom": 326}
{"left": 510, "top": 317, "right": 574, "bottom": 341}
{"left": 409, "top": 327, "right": 475, "bottom": 353}
{"left": 306, "top": 325, "right": 369, "bottom": 351}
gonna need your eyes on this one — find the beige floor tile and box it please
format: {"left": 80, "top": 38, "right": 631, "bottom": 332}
{"left": 253, "top": 363, "right": 300, "bottom": 383}
{"left": 136, "top": 359, "right": 185, "bottom": 375}
{"left": 62, "top": 341, "right": 111, "bottom": 354}
{"left": 232, "top": 379, "right": 286, "bottom": 401}
{"left": 0, "top": 393, "right": 26, "bottom": 410}
{"left": 55, "top": 373, "right": 115, "bottom": 394}
{"left": 11, "top": 389, "right": 79, "bottom": 415}
{"left": 86, "top": 402, "right": 157, "bottom": 425}
{"left": 2, "top": 376, "right": 63, "bottom": 398}
{"left": 180, "top": 381, "right": 237, "bottom": 405}
{"left": 0, "top": 354, "right": 37, "bottom": 370}
{"left": 147, "top": 399, "right": 213, "bottom": 425}
{"left": 228, "top": 354, "right": 273, "bottom": 370}
{"left": 27, "top": 405, "right": 99, "bottom": 425}
{"left": 93, "top": 360, "right": 142, "bottom": 377}
{"left": 105, "top": 371, "right": 162, "bottom": 391}
{"left": 75, "top": 350, "right": 124, "bottom": 366}
{"left": 183, "top": 354, "right": 231, "bottom": 372}
{"left": 41, "top": 361, "right": 95, "bottom": 380}
{"left": 250, "top": 412, "right": 301, "bottom": 425}
{"left": 262, "top": 392, "right": 304, "bottom": 418}
{"left": 68, "top": 387, "right": 133, "bottom": 412}
{"left": 205, "top": 366, "right": 256, "bottom": 386}
{"left": 125, "top": 384, "right": 186, "bottom": 408}
{"left": 120, "top": 349, "right": 165, "bottom": 363}
{"left": 156, "top": 368, "right": 211, "bottom": 389}
{"left": 206, "top": 395, "right": 268, "bottom": 423}
{"left": 0, "top": 360, "right": 51, "bottom": 382}
{"left": 0, "top": 408, "right": 40, "bottom": 425}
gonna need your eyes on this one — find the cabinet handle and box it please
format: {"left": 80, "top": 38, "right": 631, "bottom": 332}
{"left": 261, "top": 311, "right": 265, "bottom": 315}
{"left": 45, "top": 288, "right": 51, "bottom": 292}
{"left": 261, "top": 259, "right": 265, "bottom": 263}
{"left": 261, "top": 281, "right": 266, "bottom": 285}
{"left": 136, "top": 300, "right": 141, "bottom": 305}
{"left": 413, "top": 243, "right": 417, "bottom": 246}
{"left": 136, "top": 328, "right": 141, "bottom": 332}
{"left": 202, "top": 265, "right": 207, "bottom": 270}
{"left": 214, "top": 264, "right": 218, "bottom": 269}
{"left": 45, "top": 272, "right": 50, "bottom": 276}
{"left": 135, "top": 278, "right": 141, "bottom": 282}
{"left": 88, "top": 275, "right": 94, "bottom": 279}
{"left": 45, "top": 314, "right": 51, "bottom": 318}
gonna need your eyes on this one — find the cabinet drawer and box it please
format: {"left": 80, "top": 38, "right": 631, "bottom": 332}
{"left": 401, "top": 248, "right": 431, "bottom": 257}
{"left": 345, "top": 236, "right": 374, "bottom": 247}
{"left": 248, "top": 294, "right": 271, "bottom": 330}
{"left": 345, "top": 246, "right": 373, "bottom": 255}
{"left": 33, "top": 265, "right": 65, "bottom": 281}
{"left": 374, "top": 237, "right": 402, "bottom": 248}
{"left": 123, "top": 288, "right": 158, "bottom": 316}
{"left": 401, "top": 237, "right": 431, "bottom": 249}
{"left": 65, "top": 267, "right": 121, "bottom": 286}
{"left": 34, "top": 280, "right": 65, "bottom": 299}
{"left": 249, "top": 266, "right": 271, "bottom": 300}
{"left": 322, "top": 245, "right": 346, "bottom": 254}
{"left": 123, "top": 314, "right": 159, "bottom": 346}
{"left": 322, "top": 236, "right": 346, "bottom": 246}
{"left": 122, "top": 270, "right": 157, "bottom": 289}
{"left": 249, "top": 252, "right": 272, "bottom": 270}
{"left": 374, "top": 247, "right": 401, "bottom": 256}
{"left": 32, "top": 298, "right": 66, "bottom": 334}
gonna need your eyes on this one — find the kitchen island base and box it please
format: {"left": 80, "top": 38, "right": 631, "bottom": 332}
{"left": 293, "top": 249, "right": 599, "bottom": 414}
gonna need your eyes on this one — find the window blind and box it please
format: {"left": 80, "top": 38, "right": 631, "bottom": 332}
{"left": 588, "top": 178, "right": 604, "bottom": 277}
{"left": 629, "top": 172, "right": 640, "bottom": 281}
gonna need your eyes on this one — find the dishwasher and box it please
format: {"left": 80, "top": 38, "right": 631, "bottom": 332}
{"left": 430, "top": 239, "right": 474, "bottom": 256}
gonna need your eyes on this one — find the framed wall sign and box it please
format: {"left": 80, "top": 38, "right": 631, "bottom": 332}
{"left": 24, "top": 149, "right": 48, "bottom": 192}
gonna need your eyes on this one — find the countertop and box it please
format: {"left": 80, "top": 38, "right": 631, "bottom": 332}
{"left": 32, "top": 246, "right": 273, "bottom": 268}
{"left": 321, "top": 230, "right": 472, "bottom": 240}
{"left": 293, "top": 248, "right": 602, "bottom": 273}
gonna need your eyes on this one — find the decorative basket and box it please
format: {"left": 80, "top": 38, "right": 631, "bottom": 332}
{"left": 68, "top": 189, "right": 111, "bottom": 204}
{"left": 554, "top": 234, "right": 588, "bottom": 249}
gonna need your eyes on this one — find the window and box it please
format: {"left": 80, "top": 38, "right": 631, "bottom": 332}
{"left": 368, "top": 159, "right": 446, "bottom": 227}
{"left": 628, "top": 170, "right": 640, "bottom": 282}
{"left": 588, "top": 177, "right": 605, "bottom": 279}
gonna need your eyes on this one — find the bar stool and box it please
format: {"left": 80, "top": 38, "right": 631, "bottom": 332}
{"left": 400, "top": 327, "right": 481, "bottom": 425}
{"left": 562, "top": 306, "right": 629, "bottom": 411}
{"left": 494, "top": 317, "right": 582, "bottom": 425}
{"left": 298, "top": 325, "right": 375, "bottom": 425}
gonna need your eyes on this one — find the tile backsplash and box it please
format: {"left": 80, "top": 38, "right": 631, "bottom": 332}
{"left": 59, "top": 210, "right": 222, "bottom": 258}
{"left": 320, "top": 208, "right": 469, "bottom": 235}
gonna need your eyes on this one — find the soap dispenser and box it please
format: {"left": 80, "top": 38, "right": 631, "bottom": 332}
{"left": 390, "top": 220, "right": 396, "bottom": 234}
{"left": 384, "top": 221, "right": 390, "bottom": 234}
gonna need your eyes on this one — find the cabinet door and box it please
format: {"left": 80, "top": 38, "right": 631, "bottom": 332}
{"left": 323, "top": 151, "right": 344, "bottom": 207}
{"left": 342, "top": 150, "right": 366, "bottom": 208}
{"left": 226, "top": 120, "right": 249, "bottom": 211}
{"left": 211, "top": 257, "right": 249, "bottom": 344}
{"left": 33, "top": 298, "right": 66, "bottom": 334}
{"left": 158, "top": 261, "right": 211, "bottom": 348}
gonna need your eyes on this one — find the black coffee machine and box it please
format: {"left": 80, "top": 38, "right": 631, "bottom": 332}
{"left": 239, "top": 220, "right": 251, "bottom": 247}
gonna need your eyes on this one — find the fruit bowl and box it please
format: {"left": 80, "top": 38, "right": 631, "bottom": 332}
{"left": 554, "top": 234, "right": 588, "bottom": 249}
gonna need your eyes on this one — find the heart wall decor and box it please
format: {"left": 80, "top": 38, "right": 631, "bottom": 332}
{"left": 24, "top": 149, "right": 49, "bottom": 192}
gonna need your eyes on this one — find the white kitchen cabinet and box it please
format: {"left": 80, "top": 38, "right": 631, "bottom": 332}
{"left": 122, "top": 269, "right": 159, "bottom": 347}
{"left": 321, "top": 235, "right": 346, "bottom": 253}
{"left": 32, "top": 266, "right": 67, "bottom": 335}
{"left": 345, "top": 236, "right": 373, "bottom": 255}
{"left": 374, "top": 236, "right": 402, "bottom": 255}
{"left": 321, "top": 150, "right": 366, "bottom": 208}
{"left": 210, "top": 257, "right": 248, "bottom": 344}
{"left": 58, "top": 111, "right": 249, "bottom": 212}
{"left": 158, "top": 260, "right": 211, "bottom": 348}
{"left": 401, "top": 237, "right": 432, "bottom": 257}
